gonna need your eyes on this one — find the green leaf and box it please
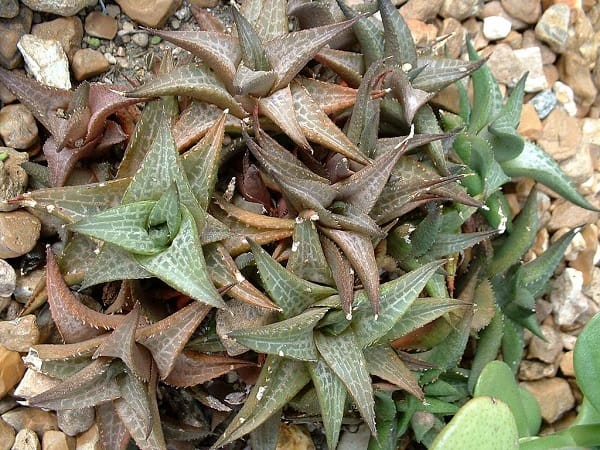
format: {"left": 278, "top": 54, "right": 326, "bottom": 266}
{"left": 519, "top": 386, "right": 542, "bottom": 436}
{"left": 71, "top": 201, "right": 163, "bottom": 255}
{"left": 136, "top": 208, "right": 225, "bottom": 308}
{"left": 378, "top": 0, "right": 416, "bottom": 66}
{"left": 574, "top": 312, "right": 600, "bottom": 413}
{"left": 81, "top": 244, "right": 152, "bottom": 289}
{"left": 411, "top": 204, "right": 442, "bottom": 257}
{"left": 315, "top": 329, "right": 376, "bottom": 436}
{"left": 412, "top": 59, "right": 485, "bottom": 93}
{"left": 364, "top": 345, "right": 423, "bottom": 399}
{"left": 214, "top": 355, "right": 310, "bottom": 447}
{"left": 474, "top": 361, "right": 530, "bottom": 437}
{"left": 308, "top": 359, "right": 347, "bottom": 450}
{"left": 486, "top": 188, "right": 539, "bottom": 278}
{"left": 228, "top": 308, "right": 327, "bottom": 361}
{"left": 501, "top": 318, "right": 524, "bottom": 374}
{"left": 286, "top": 218, "right": 334, "bottom": 285}
{"left": 352, "top": 260, "right": 444, "bottom": 348}
{"left": 249, "top": 239, "right": 336, "bottom": 318}
{"left": 468, "top": 309, "right": 503, "bottom": 394}
{"left": 501, "top": 141, "right": 599, "bottom": 212}
{"left": 336, "top": 0, "right": 383, "bottom": 68}
{"left": 430, "top": 397, "right": 519, "bottom": 449}
{"left": 369, "top": 392, "right": 398, "bottom": 450}
{"left": 232, "top": 7, "right": 271, "bottom": 71}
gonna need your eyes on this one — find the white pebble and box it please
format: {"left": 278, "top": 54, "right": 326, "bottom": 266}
{"left": 483, "top": 16, "right": 512, "bottom": 41}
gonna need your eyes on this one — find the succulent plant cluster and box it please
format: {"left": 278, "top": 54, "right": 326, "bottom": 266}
{"left": 1, "top": 0, "right": 597, "bottom": 449}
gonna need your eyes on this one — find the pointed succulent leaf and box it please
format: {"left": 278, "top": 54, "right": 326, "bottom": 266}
{"left": 229, "top": 308, "right": 327, "bottom": 361}
{"left": 334, "top": 135, "right": 409, "bottom": 213}
{"left": 0, "top": 66, "right": 71, "bottom": 139}
{"left": 258, "top": 85, "right": 311, "bottom": 150}
{"left": 412, "top": 59, "right": 486, "bottom": 93}
{"left": 126, "top": 64, "right": 246, "bottom": 118}
{"left": 287, "top": 218, "right": 335, "bottom": 285}
{"left": 145, "top": 29, "right": 241, "bottom": 86}
{"left": 308, "top": 358, "right": 347, "bottom": 450}
{"left": 291, "top": 82, "right": 369, "bottom": 164}
{"left": 411, "top": 204, "right": 443, "bottom": 257}
{"left": 147, "top": 183, "right": 181, "bottom": 238}
{"left": 250, "top": 412, "right": 281, "bottom": 450}
{"left": 414, "top": 105, "right": 450, "bottom": 175}
{"left": 232, "top": 7, "right": 271, "bottom": 71}
{"left": 321, "top": 235, "right": 355, "bottom": 320}
{"left": 249, "top": 239, "right": 336, "bottom": 318}
{"left": 164, "top": 350, "right": 255, "bottom": 387}
{"left": 136, "top": 300, "right": 212, "bottom": 379}
{"left": 136, "top": 208, "right": 225, "bottom": 308}
{"left": 467, "top": 40, "right": 503, "bottom": 134}
{"left": 46, "top": 249, "right": 123, "bottom": 343}
{"left": 336, "top": 0, "right": 384, "bottom": 67}
{"left": 96, "top": 403, "right": 130, "bottom": 450}
{"left": 319, "top": 228, "right": 380, "bottom": 316}
{"left": 501, "top": 141, "right": 599, "bottom": 211}
{"left": 352, "top": 260, "right": 444, "bottom": 348}
{"left": 71, "top": 201, "right": 164, "bottom": 255}
{"left": 298, "top": 77, "right": 358, "bottom": 114}
{"left": 214, "top": 355, "right": 311, "bottom": 448}
{"left": 254, "top": 0, "right": 288, "bottom": 41}
{"left": 233, "top": 64, "right": 277, "bottom": 96}
{"left": 364, "top": 345, "right": 423, "bottom": 399}
{"left": 378, "top": 0, "right": 417, "bottom": 66}
{"left": 429, "top": 229, "right": 497, "bottom": 259}
{"left": 81, "top": 244, "right": 152, "bottom": 289}
{"left": 118, "top": 95, "right": 178, "bottom": 178}
{"left": 520, "top": 227, "right": 579, "bottom": 298}
{"left": 23, "top": 350, "right": 96, "bottom": 380}
{"left": 315, "top": 48, "right": 365, "bottom": 88}
{"left": 26, "top": 358, "right": 121, "bottom": 410}
{"left": 205, "top": 243, "right": 280, "bottom": 310}
{"left": 117, "top": 370, "right": 153, "bottom": 439}
{"left": 114, "top": 367, "right": 166, "bottom": 450}
{"left": 383, "top": 297, "right": 468, "bottom": 344}
{"left": 94, "top": 305, "right": 152, "bottom": 381}
{"left": 315, "top": 329, "right": 376, "bottom": 436}
{"left": 329, "top": 202, "right": 386, "bottom": 238}
{"left": 265, "top": 17, "right": 359, "bottom": 91}
{"left": 388, "top": 68, "right": 434, "bottom": 125}
{"left": 486, "top": 189, "right": 539, "bottom": 278}
{"left": 214, "top": 196, "right": 295, "bottom": 231}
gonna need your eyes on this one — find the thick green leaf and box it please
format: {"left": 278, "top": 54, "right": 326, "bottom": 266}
{"left": 287, "top": 218, "right": 334, "bottom": 285}
{"left": 249, "top": 239, "right": 336, "bottom": 318}
{"left": 228, "top": 308, "right": 327, "bottom": 361}
{"left": 378, "top": 0, "right": 416, "bottom": 66}
{"left": 468, "top": 309, "right": 504, "bottom": 394}
{"left": 336, "top": 0, "right": 383, "bottom": 67}
{"left": 430, "top": 397, "right": 519, "bottom": 449}
{"left": 232, "top": 7, "right": 270, "bottom": 71}
{"left": 574, "top": 312, "right": 600, "bottom": 413}
{"left": 308, "top": 359, "right": 347, "bottom": 450}
{"left": 315, "top": 329, "right": 376, "bottom": 436}
{"left": 502, "top": 141, "right": 599, "bottom": 212}
{"left": 81, "top": 243, "right": 152, "bottom": 289}
{"left": 214, "top": 355, "right": 310, "bottom": 447}
{"left": 136, "top": 208, "right": 225, "bottom": 308}
{"left": 368, "top": 392, "right": 398, "bottom": 450}
{"left": 474, "top": 361, "right": 530, "bottom": 437}
{"left": 412, "top": 59, "right": 485, "bottom": 93}
{"left": 364, "top": 345, "right": 423, "bottom": 399}
{"left": 352, "top": 260, "right": 444, "bottom": 348}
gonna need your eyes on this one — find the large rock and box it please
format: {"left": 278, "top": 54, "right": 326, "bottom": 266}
{"left": 56, "top": 408, "right": 94, "bottom": 437}
{"left": 1, "top": 408, "right": 57, "bottom": 437}
{"left": 0, "top": 148, "right": 28, "bottom": 212}
{"left": 17, "top": 35, "right": 71, "bottom": 89}
{"left": 12, "top": 428, "right": 40, "bottom": 450}
{"left": 558, "top": 51, "right": 598, "bottom": 113}
{"left": 42, "top": 430, "right": 75, "bottom": 450}
{"left": 19, "top": 0, "right": 96, "bottom": 16}
{"left": 520, "top": 378, "right": 575, "bottom": 423}
{"left": 537, "top": 108, "right": 581, "bottom": 161}
{"left": 527, "top": 325, "right": 563, "bottom": 363}
{"left": 0, "top": 104, "right": 38, "bottom": 149}
{"left": 0, "top": 417, "right": 15, "bottom": 450}
{"left": 0, "top": 210, "right": 41, "bottom": 259}
{"left": 535, "top": 3, "right": 570, "bottom": 53}
{"left": 115, "top": 0, "right": 182, "bottom": 28}
{"left": 31, "top": 17, "right": 82, "bottom": 62}
{"left": 0, "top": 259, "right": 15, "bottom": 298}
{"left": 0, "top": 315, "right": 39, "bottom": 352}
{"left": 500, "top": 0, "right": 541, "bottom": 24}
{"left": 400, "top": 0, "right": 443, "bottom": 21}
{"left": 0, "top": 344, "right": 25, "bottom": 398}
{"left": 0, "top": 0, "right": 18, "bottom": 19}
{"left": 550, "top": 268, "right": 587, "bottom": 327}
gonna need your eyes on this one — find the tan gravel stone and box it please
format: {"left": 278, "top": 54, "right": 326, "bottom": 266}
{"left": 12, "top": 428, "right": 40, "bottom": 450}
{"left": 405, "top": 19, "right": 438, "bottom": 46}
{"left": 42, "top": 430, "right": 75, "bottom": 450}
{"left": 518, "top": 103, "right": 543, "bottom": 140}
{"left": 276, "top": 424, "right": 315, "bottom": 450}
{"left": 31, "top": 17, "right": 82, "bottom": 62}
{"left": 518, "top": 360, "right": 558, "bottom": 380}
{"left": 559, "top": 350, "right": 575, "bottom": 377}
{"left": 528, "top": 325, "right": 563, "bottom": 363}
{"left": 0, "top": 210, "right": 41, "bottom": 259}
{"left": 537, "top": 108, "right": 581, "bottom": 161}
{"left": 71, "top": 48, "right": 109, "bottom": 81}
{"left": 0, "top": 416, "right": 14, "bottom": 450}
{"left": 0, "top": 316, "right": 39, "bottom": 352}
{"left": 558, "top": 52, "right": 598, "bottom": 112}
{"left": 521, "top": 378, "right": 575, "bottom": 423}
{"left": 0, "top": 104, "right": 38, "bottom": 149}
{"left": 501, "top": 0, "right": 542, "bottom": 24}
{"left": 0, "top": 344, "right": 24, "bottom": 399}
{"left": 1, "top": 408, "right": 57, "bottom": 437}
{"left": 549, "top": 198, "right": 600, "bottom": 231}
{"left": 115, "top": 0, "right": 182, "bottom": 28}
{"left": 84, "top": 11, "right": 117, "bottom": 40}
{"left": 74, "top": 423, "right": 100, "bottom": 450}
{"left": 400, "top": 0, "right": 443, "bottom": 21}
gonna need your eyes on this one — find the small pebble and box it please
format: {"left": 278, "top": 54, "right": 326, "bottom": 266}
{"left": 170, "top": 18, "right": 181, "bottom": 29}
{"left": 12, "top": 428, "right": 40, "bottom": 450}
{"left": 483, "top": 16, "right": 512, "bottom": 40}
{"left": 552, "top": 81, "right": 577, "bottom": 116}
{"left": 528, "top": 89, "right": 557, "bottom": 119}
{"left": 84, "top": 11, "right": 118, "bottom": 40}
{"left": 0, "top": 260, "right": 16, "bottom": 297}
{"left": 131, "top": 32, "right": 148, "bottom": 48}
{"left": 103, "top": 52, "right": 116, "bottom": 64}
{"left": 0, "top": 105, "right": 38, "bottom": 150}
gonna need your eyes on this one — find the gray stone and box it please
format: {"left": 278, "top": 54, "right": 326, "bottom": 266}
{"left": 486, "top": 43, "right": 523, "bottom": 86}
{"left": 0, "top": 260, "right": 15, "bottom": 298}
{"left": 13, "top": 269, "right": 43, "bottom": 304}
{"left": 0, "top": 0, "right": 18, "bottom": 19}
{"left": 338, "top": 423, "right": 371, "bottom": 450}
{"left": 550, "top": 268, "right": 587, "bottom": 327}
{"left": 439, "top": 0, "right": 481, "bottom": 21}
{"left": 535, "top": 3, "right": 570, "bottom": 53}
{"left": 56, "top": 409, "right": 93, "bottom": 437}
{"left": 131, "top": 32, "right": 149, "bottom": 48}
{"left": 17, "top": 35, "right": 70, "bottom": 89}
{"left": 513, "top": 46, "right": 547, "bottom": 92}
{"left": 0, "top": 7, "right": 32, "bottom": 69}
{"left": 528, "top": 89, "right": 557, "bottom": 119}
{"left": 13, "top": 369, "right": 60, "bottom": 400}
{"left": 19, "top": 0, "right": 97, "bottom": 16}
{"left": 527, "top": 325, "right": 563, "bottom": 363}
{"left": 12, "top": 428, "right": 40, "bottom": 450}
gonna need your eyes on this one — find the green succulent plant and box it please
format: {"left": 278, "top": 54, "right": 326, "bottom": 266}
{"left": 1, "top": 0, "right": 597, "bottom": 448}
